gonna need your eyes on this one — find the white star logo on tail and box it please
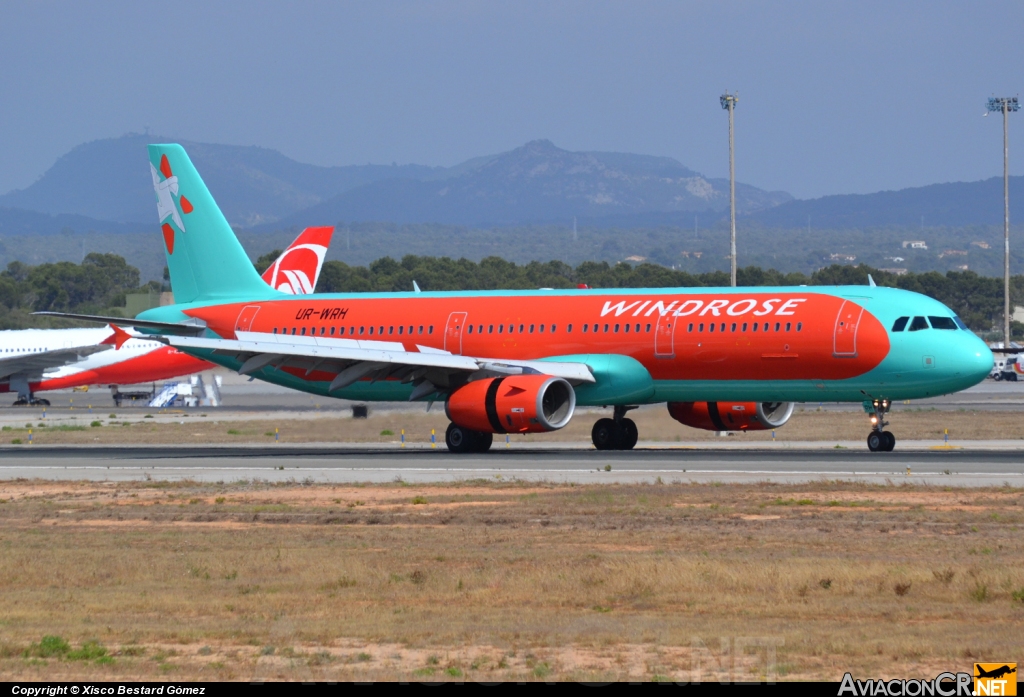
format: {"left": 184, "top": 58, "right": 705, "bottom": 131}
{"left": 150, "top": 162, "right": 185, "bottom": 232}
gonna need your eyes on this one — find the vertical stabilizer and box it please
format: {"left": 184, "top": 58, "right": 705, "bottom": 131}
{"left": 148, "top": 144, "right": 275, "bottom": 304}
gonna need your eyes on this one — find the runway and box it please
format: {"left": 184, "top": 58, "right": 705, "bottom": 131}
{"left": 2, "top": 443, "right": 1022, "bottom": 486}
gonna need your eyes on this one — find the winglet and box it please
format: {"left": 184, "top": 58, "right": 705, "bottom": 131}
{"left": 413, "top": 280, "right": 422, "bottom": 293}
{"left": 867, "top": 274, "right": 876, "bottom": 287}
{"left": 101, "top": 324, "right": 132, "bottom": 350}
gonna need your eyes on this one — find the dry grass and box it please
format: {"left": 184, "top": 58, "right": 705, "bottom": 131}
{"left": 0, "top": 480, "right": 1022, "bottom": 681}
{"left": 0, "top": 406, "right": 1018, "bottom": 446}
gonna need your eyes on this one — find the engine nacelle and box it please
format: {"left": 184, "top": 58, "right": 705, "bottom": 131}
{"left": 667, "top": 401, "right": 795, "bottom": 431}
{"left": 446, "top": 375, "right": 576, "bottom": 434}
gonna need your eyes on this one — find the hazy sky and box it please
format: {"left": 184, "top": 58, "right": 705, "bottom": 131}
{"left": 1, "top": 1, "right": 1021, "bottom": 199}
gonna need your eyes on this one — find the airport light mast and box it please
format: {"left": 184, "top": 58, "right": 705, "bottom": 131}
{"left": 987, "top": 96, "right": 1019, "bottom": 348}
{"left": 721, "top": 91, "right": 739, "bottom": 286}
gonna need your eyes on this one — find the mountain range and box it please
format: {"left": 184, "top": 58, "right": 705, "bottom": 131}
{"left": 0, "top": 135, "right": 789, "bottom": 232}
{"left": 0, "top": 134, "right": 1019, "bottom": 237}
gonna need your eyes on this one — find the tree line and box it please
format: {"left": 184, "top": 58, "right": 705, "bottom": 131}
{"left": 1, "top": 252, "right": 1021, "bottom": 336}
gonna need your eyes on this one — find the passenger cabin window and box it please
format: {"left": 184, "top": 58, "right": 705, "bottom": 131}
{"left": 928, "top": 316, "right": 958, "bottom": 330}
{"left": 582, "top": 324, "right": 587, "bottom": 333}
{"left": 567, "top": 324, "right": 572, "bottom": 332}
{"left": 908, "top": 316, "right": 929, "bottom": 331}
{"left": 429, "top": 326, "right": 434, "bottom": 334}
{"left": 892, "top": 317, "right": 910, "bottom": 332}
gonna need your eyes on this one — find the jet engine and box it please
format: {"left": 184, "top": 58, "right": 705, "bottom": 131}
{"left": 446, "top": 375, "right": 576, "bottom": 434}
{"left": 667, "top": 401, "right": 795, "bottom": 431}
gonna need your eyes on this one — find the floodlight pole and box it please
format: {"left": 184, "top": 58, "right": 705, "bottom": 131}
{"left": 988, "top": 97, "right": 1020, "bottom": 347}
{"left": 721, "top": 92, "right": 738, "bottom": 286}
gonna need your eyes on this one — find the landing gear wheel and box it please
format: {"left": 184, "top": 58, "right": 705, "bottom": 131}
{"left": 34, "top": 398, "right": 50, "bottom": 407}
{"left": 474, "top": 432, "right": 493, "bottom": 452}
{"left": 445, "top": 423, "right": 492, "bottom": 453}
{"left": 620, "top": 418, "right": 638, "bottom": 450}
{"left": 867, "top": 431, "right": 883, "bottom": 452}
{"left": 592, "top": 418, "right": 621, "bottom": 450}
{"left": 882, "top": 431, "right": 896, "bottom": 452}
{"left": 445, "top": 423, "right": 476, "bottom": 454}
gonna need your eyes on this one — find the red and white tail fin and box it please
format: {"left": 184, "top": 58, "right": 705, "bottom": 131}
{"left": 260, "top": 226, "right": 334, "bottom": 295}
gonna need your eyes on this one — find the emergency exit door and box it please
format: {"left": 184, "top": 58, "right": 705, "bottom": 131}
{"left": 445, "top": 312, "right": 468, "bottom": 354}
{"left": 833, "top": 300, "right": 864, "bottom": 358}
{"left": 654, "top": 312, "right": 676, "bottom": 358}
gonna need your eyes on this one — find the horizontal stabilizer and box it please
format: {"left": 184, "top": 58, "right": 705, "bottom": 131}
{"left": 33, "top": 312, "right": 208, "bottom": 336}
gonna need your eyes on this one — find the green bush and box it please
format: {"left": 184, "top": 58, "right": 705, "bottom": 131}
{"left": 67, "top": 641, "right": 107, "bottom": 661}
{"left": 27, "top": 635, "right": 70, "bottom": 658}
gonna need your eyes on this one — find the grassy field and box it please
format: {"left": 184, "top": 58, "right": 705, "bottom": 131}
{"left": 0, "top": 406, "right": 1019, "bottom": 446}
{"left": 0, "top": 479, "right": 1021, "bottom": 681}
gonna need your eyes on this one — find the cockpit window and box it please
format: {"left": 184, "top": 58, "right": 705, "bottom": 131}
{"left": 928, "top": 316, "right": 958, "bottom": 330}
{"left": 953, "top": 316, "right": 969, "bottom": 330}
{"left": 908, "top": 316, "right": 929, "bottom": 332}
{"left": 891, "top": 317, "right": 909, "bottom": 332}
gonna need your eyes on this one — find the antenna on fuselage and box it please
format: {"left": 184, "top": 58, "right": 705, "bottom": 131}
{"left": 413, "top": 280, "right": 422, "bottom": 293}
{"left": 867, "top": 274, "right": 876, "bottom": 287}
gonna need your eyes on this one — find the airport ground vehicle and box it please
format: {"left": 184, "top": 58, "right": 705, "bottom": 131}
{"left": 49, "top": 145, "right": 993, "bottom": 451}
{"left": 3, "top": 226, "right": 331, "bottom": 405}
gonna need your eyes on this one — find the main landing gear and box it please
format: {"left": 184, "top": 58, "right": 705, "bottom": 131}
{"left": 12, "top": 397, "right": 50, "bottom": 407}
{"left": 445, "top": 423, "right": 493, "bottom": 453}
{"left": 866, "top": 398, "right": 896, "bottom": 452}
{"left": 591, "top": 405, "right": 639, "bottom": 451}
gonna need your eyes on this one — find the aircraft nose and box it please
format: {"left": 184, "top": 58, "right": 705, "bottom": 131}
{"left": 961, "top": 336, "right": 994, "bottom": 384}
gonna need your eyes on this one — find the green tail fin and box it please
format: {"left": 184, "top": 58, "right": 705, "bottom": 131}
{"left": 148, "top": 144, "right": 275, "bottom": 304}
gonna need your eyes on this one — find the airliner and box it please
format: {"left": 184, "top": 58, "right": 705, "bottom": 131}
{"left": 4, "top": 226, "right": 331, "bottom": 405}
{"left": 46, "top": 145, "right": 992, "bottom": 452}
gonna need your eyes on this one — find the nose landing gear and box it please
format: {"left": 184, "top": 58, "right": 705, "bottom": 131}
{"left": 591, "top": 405, "right": 639, "bottom": 450}
{"left": 865, "top": 399, "right": 896, "bottom": 452}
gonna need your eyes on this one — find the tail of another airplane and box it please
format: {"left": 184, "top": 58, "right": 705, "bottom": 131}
{"left": 261, "top": 226, "right": 334, "bottom": 294}
{"left": 148, "top": 144, "right": 276, "bottom": 304}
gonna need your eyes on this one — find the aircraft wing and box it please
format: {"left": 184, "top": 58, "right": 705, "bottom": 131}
{"left": 162, "top": 330, "right": 594, "bottom": 400}
{"left": 0, "top": 344, "right": 113, "bottom": 381}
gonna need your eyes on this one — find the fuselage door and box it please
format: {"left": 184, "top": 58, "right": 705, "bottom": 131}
{"left": 833, "top": 300, "right": 863, "bottom": 357}
{"left": 654, "top": 312, "right": 676, "bottom": 358}
{"left": 445, "top": 312, "right": 468, "bottom": 355}
{"left": 235, "top": 305, "right": 261, "bottom": 334}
